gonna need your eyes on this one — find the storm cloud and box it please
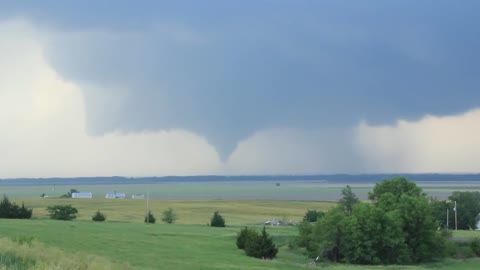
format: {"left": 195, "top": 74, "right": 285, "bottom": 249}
{"left": 0, "top": 1, "right": 480, "bottom": 176}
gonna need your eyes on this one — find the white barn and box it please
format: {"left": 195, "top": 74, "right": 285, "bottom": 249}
{"left": 131, "top": 194, "right": 145, "bottom": 199}
{"left": 105, "top": 192, "right": 127, "bottom": 199}
{"left": 71, "top": 192, "right": 93, "bottom": 199}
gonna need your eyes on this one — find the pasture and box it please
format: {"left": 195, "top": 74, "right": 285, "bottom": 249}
{"left": 1, "top": 181, "right": 480, "bottom": 269}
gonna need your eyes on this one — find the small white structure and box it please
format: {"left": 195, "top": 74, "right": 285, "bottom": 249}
{"left": 72, "top": 192, "right": 93, "bottom": 199}
{"left": 131, "top": 194, "right": 145, "bottom": 199}
{"left": 105, "top": 192, "right": 126, "bottom": 199}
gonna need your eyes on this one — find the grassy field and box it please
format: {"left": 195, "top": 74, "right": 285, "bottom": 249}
{"left": 0, "top": 219, "right": 479, "bottom": 270}
{"left": 15, "top": 198, "right": 335, "bottom": 224}
{"left": 0, "top": 198, "right": 479, "bottom": 269}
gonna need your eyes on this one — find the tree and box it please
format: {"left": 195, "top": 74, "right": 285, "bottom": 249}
{"left": 311, "top": 207, "right": 347, "bottom": 262}
{"left": 236, "top": 227, "right": 257, "bottom": 250}
{"left": 0, "top": 196, "right": 32, "bottom": 219}
{"left": 307, "top": 177, "right": 444, "bottom": 264}
{"left": 210, "top": 211, "right": 225, "bottom": 227}
{"left": 448, "top": 191, "right": 480, "bottom": 230}
{"left": 368, "top": 177, "right": 424, "bottom": 202}
{"left": 144, "top": 210, "right": 156, "bottom": 224}
{"left": 339, "top": 185, "right": 359, "bottom": 216}
{"left": 46, "top": 205, "right": 78, "bottom": 220}
{"left": 373, "top": 179, "right": 441, "bottom": 263}
{"left": 342, "top": 203, "right": 408, "bottom": 264}
{"left": 61, "top": 188, "right": 79, "bottom": 198}
{"left": 92, "top": 210, "right": 106, "bottom": 222}
{"left": 245, "top": 226, "right": 278, "bottom": 259}
{"left": 161, "top": 208, "right": 177, "bottom": 224}
{"left": 303, "top": 210, "right": 324, "bottom": 222}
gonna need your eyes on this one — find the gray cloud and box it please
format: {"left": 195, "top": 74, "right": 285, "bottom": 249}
{"left": 2, "top": 1, "right": 480, "bottom": 161}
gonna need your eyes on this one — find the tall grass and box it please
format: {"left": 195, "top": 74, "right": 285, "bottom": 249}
{"left": 0, "top": 237, "right": 130, "bottom": 270}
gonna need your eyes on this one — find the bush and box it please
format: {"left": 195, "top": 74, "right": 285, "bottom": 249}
{"left": 245, "top": 226, "right": 278, "bottom": 259}
{"left": 92, "top": 210, "right": 106, "bottom": 222}
{"left": 470, "top": 237, "right": 480, "bottom": 257}
{"left": 144, "top": 211, "right": 156, "bottom": 224}
{"left": 60, "top": 188, "right": 79, "bottom": 198}
{"left": 236, "top": 227, "right": 257, "bottom": 250}
{"left": 46, "top": 205, "right": 78, "bottom": 220}
{"left": 0, "top": 196, "right": 32, "bottom": 219}
{"left": 303, "top": 210, "right": 324, "bottom": 222}
{"left": 161, "top": 208, "right": 177, "bottom": 224}
{"left": 210, "top": 211, "right": 225, "bottom": 227}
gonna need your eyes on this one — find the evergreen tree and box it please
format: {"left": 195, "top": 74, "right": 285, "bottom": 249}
{"left": 245, "top": 226, "right": 278, "bottom": 259}
{"left": 144, "top": 210, "right": 156, "bottom": 224}
{"left": 92, "top": 210, "right": 106, "bottom": 222}
{"left": 210, "top": 211, "right": 226, "bottom": 227}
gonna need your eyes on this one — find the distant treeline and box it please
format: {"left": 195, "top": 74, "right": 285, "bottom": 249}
{"left": 1, "top": 174, "right": 480, "bottom": 186}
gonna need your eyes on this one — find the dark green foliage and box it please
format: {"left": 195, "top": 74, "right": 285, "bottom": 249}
{"left": 343, "top": 203, "right": 408, "bottom": 264}
{"left": 311, "top": 207, "right": 346, "bottom": 262}
{"left": 297, "top": 221, "right": 313, "bottom": 249}
{"left": 0, "top": 196, "right": 32, "bottom": 219}
{"left": 236, "top": 227, "right": 257, "bottom": 250}
{"left": 210, "top": 211, "right": 225, "bottom": 227}
{"left": 470, "top": 237, "right": 480, "bottom": 257}
{"left": 40, "top": 193, "right": 46, "bottom": 198}
{"left": 430, "top": 198, "right": 453, "bottom": 229}
{"left": 46, "top": 205, "right": 78, "bottom": 220}
{"left": 92, "top": 210, "right": 106, "bottom": 222}
{"left": 244, "top": 227, "right": 278, "bottom": 259}
{"left": 308, "top": 177, "right": 444, "bottom": 265}
{"left": 60, "top": 188, "right": 79, "bottom": 198}
{"left": 161, "top": 208, "right": 177, "bottom": 224}
{"left": 303, "top": 210, "right": 324, "bottom": 222}
{"left": 448, "top": 191, "right": 480, "bottom": 230}
{"left": 339, "top": 185, "right": 359, "bottom": 216}
{"left": 368, "top": 177, "right": 424, "bottom": 202}
{"left": 144, "top": 211, "right": 156, "bottom": 224}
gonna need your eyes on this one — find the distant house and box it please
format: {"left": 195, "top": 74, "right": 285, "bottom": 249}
{"left": 71, "top": 192, "right": 93, "bottom": 199}
{"left": 105, "top": 192, "right": 127, "bottom": 199}
{"left": 131, "top": 194, "right": 145, "bottom": 199}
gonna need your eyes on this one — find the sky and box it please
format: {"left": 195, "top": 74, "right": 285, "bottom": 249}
{"left": 1, "top": 1, "right": 480, "bottom": 177}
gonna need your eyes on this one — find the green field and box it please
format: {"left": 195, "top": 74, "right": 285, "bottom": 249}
{"left": 0, "top": 198, "right": 479, "bottom": 269}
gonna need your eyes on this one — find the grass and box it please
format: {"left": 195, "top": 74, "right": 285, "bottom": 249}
{"left": 0, "top": 219, "right": 479, "bottom": 270}
{"left": 15, "top": 198, "right": 335, "bottom": 224}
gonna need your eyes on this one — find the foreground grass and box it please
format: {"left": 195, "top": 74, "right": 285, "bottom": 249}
{"left": 0, "top": 237, "right": 130, "bottom": 270}
{"left": 0, "top": 219, "right": 479, "bottom": 270}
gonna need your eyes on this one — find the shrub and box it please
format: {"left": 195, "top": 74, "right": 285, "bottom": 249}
{"left": 46, "top": 205, "right": 78, "bottom": 220}
{"left": 0, "top": 196, "right": 32, "bottom": 219}
{"left": 236, "top": 227, "right": 257, "bottom": 250}
{"left": 144, "top": 211, "right": 156, "bottom": 224}
{"left": 245, "top": 226, "right": 278, "bottom": 259}
{"left": 210, "top": 211, "right": 225, "bottom": 227}
{"left": 60, "top": 188, "right": 79, "bottom": 198}
{"left": 161, "top": 208, "right": 177, "bottom": 224}
{"left": 470, "top": 237, "right": 480, "bottom": 257}
{"left": 303, "top": 210, "right": 324, "bottom": 222}
{"left": 92, "top": 210, "right": 106, "bottom": 222}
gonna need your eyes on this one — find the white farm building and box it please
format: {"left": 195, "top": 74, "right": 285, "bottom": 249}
{"left": 131, "top": 194, "right": 145, "bottom": 199}
{"left": 71, "top": 192, "right": 93, "bottom": 199}
{"left": 105, "top": 192, "right": 127, "bottom": 199}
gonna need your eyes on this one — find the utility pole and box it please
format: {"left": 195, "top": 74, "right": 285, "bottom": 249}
{"left": 146, "top": 191, "right": 150, "bottom": 223}
{"left": 447, "top": 208, "right": 449, "bottom": 229}
{"left": 454, "top": 201, "right": 458, "bottom": 231}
